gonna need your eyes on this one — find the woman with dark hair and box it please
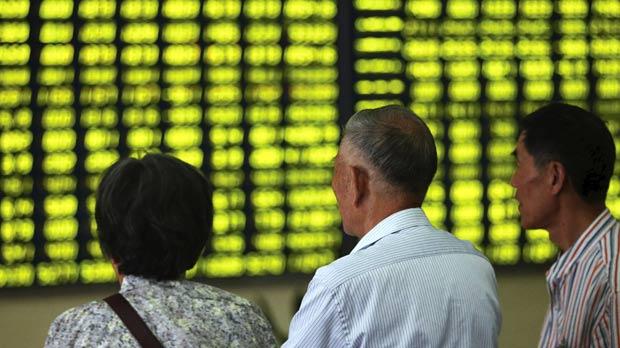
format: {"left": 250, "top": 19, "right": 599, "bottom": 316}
{"left": 44, "top": 154, "right": 276, "bottom": 347}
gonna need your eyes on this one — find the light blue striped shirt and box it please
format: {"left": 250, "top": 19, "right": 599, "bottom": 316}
{"left": 283, "top": 208, "right": 501, "bottom": 348}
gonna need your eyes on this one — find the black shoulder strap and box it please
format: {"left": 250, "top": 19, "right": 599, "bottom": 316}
{"left": 103, "top": 293, "right": 164, "bottom": 348}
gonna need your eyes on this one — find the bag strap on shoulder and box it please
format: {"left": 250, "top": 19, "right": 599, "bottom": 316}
{"left": 103, "top": 293, "right": 164, "bottom": 348}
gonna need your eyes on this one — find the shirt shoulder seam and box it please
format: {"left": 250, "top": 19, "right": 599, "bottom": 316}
{"left": 315, "top": 249, "right": 488, "bottom": 289}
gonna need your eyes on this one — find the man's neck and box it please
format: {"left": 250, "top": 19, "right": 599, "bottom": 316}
{"left": 357, "top": 199, "right": 420, "bottom": 239}
{"left": 548, "top": 201, "right": 606, "bottom": 251}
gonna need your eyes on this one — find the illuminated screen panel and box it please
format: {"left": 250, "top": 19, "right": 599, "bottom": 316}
{"left": 0, "top": 0, "right": 619, "bottom": 287}
{"left": 78, "top": 0, "right": 120, "bottom": 283}
{"left": 243, "top": 0, "right": 289, "bottom": 277}
{"left": 0, "top": 0, "right": 35, "bottom": 286}
{"left": 201, "top": 0, "right": 246, "bottom": 278}
{"left": 0, "top": 0, "right": 343, "bottom": 287}
{"left": 36, "top": 0, "right": 81, "bottom": 286}
{"left": 282, "top": 0, "right": 341, "bottom": 273}
{"left": 351, "top": 0, "right": 620, "bottom": 266}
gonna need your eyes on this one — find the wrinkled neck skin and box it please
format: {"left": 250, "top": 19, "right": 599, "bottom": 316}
{"left": 547, "top": 195, "right": 606, "bottom": 252}
{"left": 356, "top": 186, "right": 421, "bottom": 239}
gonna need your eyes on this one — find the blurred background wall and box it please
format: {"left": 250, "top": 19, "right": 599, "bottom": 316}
{"left": 1, "top": 271, "right": 547, "bottom": 347}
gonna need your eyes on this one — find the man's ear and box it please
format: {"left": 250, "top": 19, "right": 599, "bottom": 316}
{"left": 350, "top": 165, "right": 369, "bottom": 207}
{"left": 547, "top": 161, "right": 566, "bottom": 195}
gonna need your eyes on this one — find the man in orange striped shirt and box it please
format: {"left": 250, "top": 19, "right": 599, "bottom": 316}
{"left": 511, "top": 103, "right": 619, "bottom": 347}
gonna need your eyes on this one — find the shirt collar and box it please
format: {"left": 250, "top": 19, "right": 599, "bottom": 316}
{"left": 350, "top": 208, "right": 431, "bottom": 254}
{"left": 120, "top": 275, "right": 153, "bottom": 292}
{"left": 120, "top": 275, "right": 182, "bottom": 292}
{"left": 547, "top": 209, "right": 615, "bottom": 283}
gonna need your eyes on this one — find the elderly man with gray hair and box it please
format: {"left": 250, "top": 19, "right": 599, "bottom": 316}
{"left": 283, "top": 105, "right": 501, "bottom": 347}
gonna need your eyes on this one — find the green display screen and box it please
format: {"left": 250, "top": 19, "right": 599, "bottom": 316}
{"left": 0, "top": 0, "right": 618, "bottom": 287}
{"left": 349, "top": 0, "right": 620, "bottom": 266}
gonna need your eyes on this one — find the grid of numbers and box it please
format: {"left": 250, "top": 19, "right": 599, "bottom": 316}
{"left": 0, "top": 0, "right": 618, "bottom": 287}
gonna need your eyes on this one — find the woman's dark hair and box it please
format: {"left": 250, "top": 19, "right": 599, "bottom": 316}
{"left": 520, "top": 103, "right": 616, "bottom": 204}
{"left": 95, "top": 153, "right": 212, "bottom": 280}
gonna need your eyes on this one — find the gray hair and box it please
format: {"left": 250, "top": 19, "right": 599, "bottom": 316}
{"left": 343, "top": 105, "right": 437, "bottom": 199}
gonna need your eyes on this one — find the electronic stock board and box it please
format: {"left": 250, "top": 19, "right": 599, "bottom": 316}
{"left": 0, "top": 0, "right": 618, "bottom": 287}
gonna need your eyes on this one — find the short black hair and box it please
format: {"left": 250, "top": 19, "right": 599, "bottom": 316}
{"left": 95, "top": 153, "right": 212, "bottom": 280}
{"left": 344, "top": 105, "right": 438, "bottom": 200}
{"left": 520, "top": 102, "right": 616, "bottom": 204}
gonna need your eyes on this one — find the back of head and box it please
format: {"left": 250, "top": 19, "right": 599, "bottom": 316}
{"left": 343, "top": 105, "right": 438, "bottom": 201}
{"left": 95, "top": 153, "right": 212, "bottom": 280}
{"left": 520, "top": 102, "right": 616, "bottom": 204}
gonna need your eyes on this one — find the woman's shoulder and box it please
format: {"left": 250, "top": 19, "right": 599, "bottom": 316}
{"left": 44, "top": 300, "right": 129, "bottom": 348}
{"left": 52, "top": 299, "right": 113, "bottom": 326}
{"left": 181, "top": 280, "right": 257, "bottom": 309}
